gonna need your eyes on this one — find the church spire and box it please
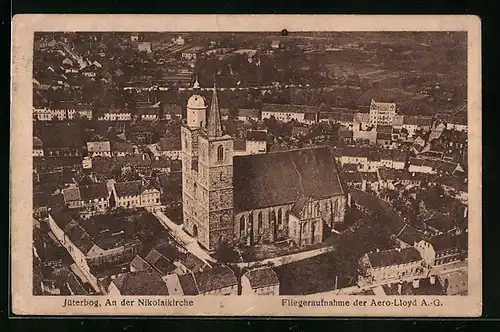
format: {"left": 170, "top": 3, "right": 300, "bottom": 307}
{"left": 207, "top": 79, "right": 223, "bottom": 137}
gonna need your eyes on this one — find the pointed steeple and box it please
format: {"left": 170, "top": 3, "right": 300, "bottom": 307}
{"left": 207, "top": 79, "right": 223, "bottom": 137}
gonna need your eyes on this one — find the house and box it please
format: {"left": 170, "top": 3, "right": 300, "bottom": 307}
{"left": 163, "top": 104, "right": 182, "bottom": 120}
{"left": 47, "top": 207, "right": 143, "bottom": 292}
{"left": 245, "top": 130, "right": 267, "bottom": 155}
{"left": 408, "top": 158, "right": 435, "bottom": 174}
{"left": 339, "top": 127, "right": 353, "bottom": 144}
{"left": 261, "top": 104, "right": 318, "bottom": 124}
{"left": 415, "top": 233, "right": 467, "bottom": 268}
{"left": 358, "top": 248, "right": 424, "bottom": 286}
{"left": 241, "top": 267, "right": 280, "bottom": 295}
{"left": 97, "top": 109, "right": 132, "bottom": 121}
{"left": 392, "top": 150, "right": 407, "bottom": 169}
{"left": 176, "top": 252, "right": 209, "bottom": 275}
{"left": 143, "top": 248, "right": 180, "bottom": 277}
{"left": 87, "top": 141, "right": 111, "bottom": 158}
{"left": 168, "top": 266, "right": 238, "bottom": 295}
{"left": 159, "top": 136, "right": 182, "bottom": 159}
{"left": 376, "top": 132, "right": 393, "bottom": 149}
{"left": 369, "top": 100, "right": 396, "bottom": 126}
{"left": 438, "top": 270, "right": 468, "bottom": 295}
{"left": 138, "top": 102, "right": 161, "bottom": 121}
{"left": 354, "top": 112, "right": 371, "bottom": 131}
{"left": 237, "top": 108, "right": 261, "bottom": 122}
{"left": 61, "top": 183, "right": 109, "bottom": 212}
{"left": 110, "top": 179, "right": 161, "bottom": 212}
{"left": 137, "top": 42, "right": 152, "bottom": 53}
{"left": 340, "top": 147, "right": 369, "bottom": 168}
{"left": 380, "top": 150, "right": 393, "bottom": 168}
{"left": 40, "top": 123, "right": 84, "bottom": 156}
{"left": 33, "top": 136, "right": 44, "bottom": 156}
{"left": 422, "top": 213, "right": 457, "bottom": 234}
{"left": 108, "top": 270, "right": 168, "bottom": 295}
{"left": 112, "top": 142, "right": 134, "bottom": 157}
{"left": 446, "top": 114, "right": 467, "bottom": 132}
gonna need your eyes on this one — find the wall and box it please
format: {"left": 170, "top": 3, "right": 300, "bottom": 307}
{"left": 368, "top": 260, "right": 424, "bottom": 284}
{"left": 241, "top": 276, "right": 279, "bottom": 295}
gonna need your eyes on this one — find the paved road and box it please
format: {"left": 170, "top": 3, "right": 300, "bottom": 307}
{"left": 153, "top": 211, "right": 215, "bottom": 265}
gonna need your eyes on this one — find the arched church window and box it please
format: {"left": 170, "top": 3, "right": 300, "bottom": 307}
{"left": 278, "top": 208, "right": 283, "bottom": 227}
{"left": 258, "top": 212, "right": 263, "bottom": 234}
{"left": 217, "top": 145, "right": 224, "bottom": 161}
{"left": 240, "top": 216, "right": 245, "bottom": 237}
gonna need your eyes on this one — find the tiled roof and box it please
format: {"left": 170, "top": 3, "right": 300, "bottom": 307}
{"left": 114, "top": 180, "right": 145, "bottom": 197}
{"left": 354, "top": 112, "right": 370, "bottom": 123}
{"left": 177, "top": 273, "right": 199, "bottom": 295}
{"left": 112, "top": 270, "right": 168, "bottom": 295}
{"left": 194, "top": 266, "right": 238, "bottom": 293}
{"left": 62, "top": 187, "right": 81, "bottom": 202}
{"left": 371, "top": 100, "right": 396, "bottom": 112}
{"left": 262, "top": 103, "right": 318, "bottom": 114}
{"left": 243, "top": 267, "right": 279, "bottom": 289}
{"left": 246, "top": 130, "right": 267, "bottom": 142}
{"left": 377, "top": 125, "right": 393, "bottom": 134}
{"left": 87, "top": 141, "right": 111, "bottom": 153}
{"left": 233, "top": 147, "right": 345, "bottom": 212}
{"left": 396, "top": 224, "right": 425, "bottom": 245}
{"left": 163, "top": 104, "right": 182, "bottom": 115}
{"left": 159, "top": 136, "right": 182, "bottom": 151}
{"left": 79, "top": 183, "right": 108, "bottom": 201}
{"left": 145, "top": 249, "right": 176, "bottom": 276}
{"left": 113, "top": 142, "right": 134, "bottom": 153}
{"left": 367, "top": 151, "right": 381, "bottom": 162}
{"left": 360, "top": 172, "right": 378, "bottom": 183}
{"left": 376, "top": 132, "right": 392, "bottom": 141}
{"left": 130, "top": 255, "right": 154, "bottom": 272}
{"left": 342, "top": 147, "right": 369, "bottom": 158}
{"left": 33, "top": 136, "right": 43, "bottom": 149}
{"left": 180, "top": 253, "right": 206, "bottom": 273}
{"left": 238, "top": 108, "right": 260, "bottom": 118}
{"left": 430, "top": 233, "right": 468, "bottom": 252}
{"left": 367, "top": 247, "right": 422, "bottom": 268}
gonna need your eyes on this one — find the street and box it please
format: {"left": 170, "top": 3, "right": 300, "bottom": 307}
{"left": 153, "top": 210, "right": 216, "bottom": 265}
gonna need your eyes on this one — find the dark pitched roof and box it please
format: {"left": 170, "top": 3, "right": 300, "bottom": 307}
{"left": 113, "top": 142, "right": 134, "bottom": 153}
{"left": 159, "top": 136, "right": 181, "bottom": 151}
{"left": 112, "top": 270, "right": 168, "bottom": 295}
{"left": 424, "top": 214, "right": 456, "bottom": 232}
{"left": 243, "top": 268, "right": 279, "bottom": 289}
{"left": 262, "top": 103, "right": 318, "bottom": 114}
{"left": 49, "top": 206, "right": 77, "bottom": 230}
{"left": 114, "top": 180, "right": 146, "bottom": 197}
{"left": 130, "top": 255, "right": 154, "bottom": 272}
{"left": 79, "top": 183, "right": 108, "bottom": 201}
{"left": 367, "top": 248, "right": 422, "bottom": 268}
{"left": 396, "top": 224, "right": 425, "bottom": 246}
{"left": 177, "top": 273, "right": 199, "bottom": 295}
{"left": 33, "top": 136, "right": 43, "bottom": 149}
{"left": 233, "top": 147, "right": 345, "bottom": 212}
{"left": 144, "top": 249, "right": 177, "bottom": 276}
{"left": 376, "top": 132, "right": 392, "bottom": 141}
{"left": 163, "top": 103, "right": 182, "bottom": 115}
{"left": 194, "top": 266, "right": 238, "bottom": 293}
{"left": 430, "top": 233, "right": 468, "bottom": 252}
{"left": 246, "top": 130, "right": 267, "bottom": 142}
{"left": 180, "top": 253, "right": 206, "bottom": 273}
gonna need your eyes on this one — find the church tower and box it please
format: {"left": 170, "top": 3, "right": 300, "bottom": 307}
{"left": 181, "top": 90, "right": 207, "bottom": 242}
{"left": 182, "top": 83, "right": 235, "bottom": 252}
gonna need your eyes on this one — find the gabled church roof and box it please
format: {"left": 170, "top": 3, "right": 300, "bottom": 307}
{"left": 233, "top": 146, "right": 345, "bottom": 213}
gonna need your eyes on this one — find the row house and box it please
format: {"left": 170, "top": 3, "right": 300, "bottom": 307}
{"left": 137, "top": 102, "right": 161, "bottom": 121}
{"left": 241, "top": 267, "right": 280, "bottom": 295}
{"left": 369, "top": 100, "right": 397, "bottom": 126}
{"left": 61, "top": 183, "right": 109, "bottom": 212}
{"left": 400, "top": 115, "right": 433, "bottom": 138}
{"left": 446, "top": 114, "right": 468, "bottom": 132}
{"left": 97, "top": 109, "right": 132, "bottom": 121}
{"left": 318, "top": 109, "right": 355, "bottom": 129}
{"left": 415, "top": 233, "right": 467, "bottom": 268}
{"left": 47, "top": 207, "right": 142, "bottom": 292}
{"left": 110, "top": 179, "right": 161, "bottom": 211}
{"left": 166, "top": 266, "right": 238, "bottom": 296}
{"left": 108, "top": 270, "right": 168, "bottom": 295}
{"left": 163, "top": 104, "right": 183, "bottom": 121}
{"left": 112, "top": 142, "right": 135, "bottom": 157}
{"left": 33, "top": 137, "right": 44, "bottom": 156}
{"left": 261, "top": 103, "right": 318, "bottom": 125}
{"left": 246, "top": 130, "right": 267, "bottom": 155}
{"left": 159, "top": 136, "right": 182, "bottom": 159}
{"left": 358, "top": 247, "right": 425, "bottom": 286}
{"left": 87, "top": 141, "right": 111, "bottom": 158}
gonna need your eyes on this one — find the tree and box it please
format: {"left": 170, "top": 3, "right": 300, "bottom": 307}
{"left": 215, "top": 241, "right": 240, "bottom": 263}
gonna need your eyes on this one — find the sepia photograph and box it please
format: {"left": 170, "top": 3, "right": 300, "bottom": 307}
{"left": 11, "top": 15, "right": 481, "bottom": 316}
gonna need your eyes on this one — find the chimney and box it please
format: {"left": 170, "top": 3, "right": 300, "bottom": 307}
{"left": 412, "top": 279, "right": 420, "bottom": 289}
{"left": 430, "top": 275, "right": 436, "bottom": 285}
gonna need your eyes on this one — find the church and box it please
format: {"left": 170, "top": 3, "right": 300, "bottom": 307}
{"left": 181, "top": 86, "right": 350, "bottom": 252}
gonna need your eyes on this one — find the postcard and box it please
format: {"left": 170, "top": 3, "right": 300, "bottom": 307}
{"left": 11, "top": 14, "right": 481, "bottom": 316}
